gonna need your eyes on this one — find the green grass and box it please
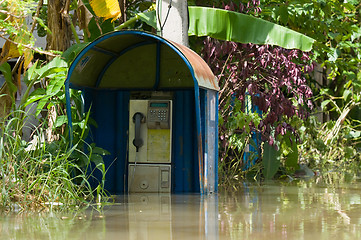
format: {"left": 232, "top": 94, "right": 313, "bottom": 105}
{"left": 0, "top": 109, "right": 107, "bottom": 212}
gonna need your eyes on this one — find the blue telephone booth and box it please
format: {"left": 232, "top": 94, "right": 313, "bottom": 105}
{"left": 65, "top": 30, "right": 219, "bottom": 194}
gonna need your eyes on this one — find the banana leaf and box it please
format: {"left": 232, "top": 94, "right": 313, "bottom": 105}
{"left": 262, "top": 142, "right": 281, "bottom": 180}
{"left": 137, "top": 7, "right": 315, "bottom": 51}
{"left": 188, "top": 7, "right": 314, "bottom": 51}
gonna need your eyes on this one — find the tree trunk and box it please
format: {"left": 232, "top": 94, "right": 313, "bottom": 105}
{"left": 46, "top": 0, "right": 72, "bottom": 53}
{"left": 46, "top": 0, "right": 72, "bottom": 142}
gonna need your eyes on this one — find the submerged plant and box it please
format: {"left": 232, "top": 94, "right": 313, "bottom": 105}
{"left": 298, "top": 115, "right": 361, "bottom": 173}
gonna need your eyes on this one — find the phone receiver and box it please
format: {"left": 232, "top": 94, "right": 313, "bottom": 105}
{"left": 133, "top": 112, "right": 145, "bottom": 152}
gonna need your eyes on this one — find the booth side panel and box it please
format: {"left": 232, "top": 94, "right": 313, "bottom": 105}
{"left": 200, "top": 89, "right": 207, "bottom": 193}
{"left": 215, "top": 92, "right": 219, "bottom": 192}
{"left": 200, "top": 89, "right": 218, "bottom": 194}
{"left": 191, "top": 90, "right": 201, "bottom": 193}
{"left": 206, "top": 90, "right": 218, "bottom": 193}
{"left": 173, "top": 90, "right": 199, "bottom": 193}
{"left": 83, "top": 89, "right": 104, "bottom": 190}
{"left": 172, "top": 91, "right": 184, "bottom": 192}
{"left": 115, "top": 92, "right": 130, "bottom": 193}
{"left": 83, "top": 89, "right": 129, "bottom": 194}
{"left": 86, "top": 90, "right": 115, "bottom": 192}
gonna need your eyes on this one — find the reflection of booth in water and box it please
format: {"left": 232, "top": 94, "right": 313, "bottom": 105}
{"left": 65, "top": 30, "right": 219, "bottom": 194}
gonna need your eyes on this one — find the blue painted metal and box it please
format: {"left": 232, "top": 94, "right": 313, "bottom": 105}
{"left": 204, "top": 90, "right": 218, "bottom": 193}
{"left": 92, "top": 91, "right": 117, "bottom": 191}
{"left": 243, "top": 93, "right": 262, "bottom": 170}
{"left": 114, "top": 92, "right": 130, "bottom": 193}
{"left": 183, "top": 91, "right": 196, "bottom": 192}
{"left": 172, "top": 92, "right": 184, "bottom": 192}
{"left": 82, "top": 89, "right": 130, "bottom": 192}
{"left": 173, "top": 90, "right": 199, "bottom": 193}
{"left": 200, "top": 89, "right": 207, "bottom": 193}
{"left": 194, "top": 85, "right": 204, "bottom": 194}
{"left": 64, "top": 31, "right": 218, "bottom": 194}
{"left": 65, "top": 81, "right": 73, "bottom": 146}
{"left": 215, "top": 92, "right": 219, "bottom": 193}
{"left": 198, "top": 89, "right": 219, "bottom": 194}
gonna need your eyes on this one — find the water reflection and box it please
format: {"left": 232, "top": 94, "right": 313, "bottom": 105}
{"left": 2, "top": 182, "right": 361, "bottom": 239}
{"left": 219, "top": 182, "right": 361, "bottom": 239}
{"left": 101, "top": 194, "right": 218, "bottom": 240}
{"left": 0, "top": 194, "right": 219, "bottom": 240}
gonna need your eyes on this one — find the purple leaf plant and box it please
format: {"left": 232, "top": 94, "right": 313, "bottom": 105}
{"left": 202, "top": 1, "right": 314, "bottom": 163}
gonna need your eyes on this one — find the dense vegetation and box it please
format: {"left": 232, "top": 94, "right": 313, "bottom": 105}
{"left": 0, "top": 0, "right": 109, "bottom": 211}
{"left": 0, "top": 0, "right": 360, "bottom": 210}
{"left": 192, "top": 0, "right": 361, "bottom": 184}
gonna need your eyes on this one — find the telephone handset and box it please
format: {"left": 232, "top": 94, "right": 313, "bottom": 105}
{"left": 132, "top": 112, "right": 145, "bottom": 152}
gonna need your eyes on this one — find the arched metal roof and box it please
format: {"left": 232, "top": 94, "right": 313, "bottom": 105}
{"left": 66, "top": 30, "right": 218, "bottom": 91}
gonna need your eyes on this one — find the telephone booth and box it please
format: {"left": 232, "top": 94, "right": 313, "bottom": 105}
{"left": 65, "top": 30, "right": 219, "bottom": 194}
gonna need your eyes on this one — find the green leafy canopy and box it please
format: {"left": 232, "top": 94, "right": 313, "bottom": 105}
{"left": 137, "top": 6, "right": 315, "bottom": 51}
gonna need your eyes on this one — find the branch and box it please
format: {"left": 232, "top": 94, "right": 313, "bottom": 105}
{"left": 0, "top": 9, "right": 24, "bottom": 19}
{"left": 115, "top": 14, "right": 140, "bottom": 30}
{"left": 0, "top": 34, "right": 59, "bottom": 57}
{"left": 30, "top": 0, "right": 43, "bottom": 33}
{"left": 324, "top": 101, "right": 357, "bottom": 144}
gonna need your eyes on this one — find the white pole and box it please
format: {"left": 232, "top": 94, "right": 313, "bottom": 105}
{"left": 156, "top": 0, "right": 189, "bottom": 47}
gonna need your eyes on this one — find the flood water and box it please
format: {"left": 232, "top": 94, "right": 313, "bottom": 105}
{"left": 2, "top": 180, "right": 361, "bottom": 239}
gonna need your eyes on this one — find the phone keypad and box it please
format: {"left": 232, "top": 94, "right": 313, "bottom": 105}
{"left": 149, "top": 109, "right": 168, "bottom": 122}
{"left": 147, "top": 101, "right": 171, "bottom": 129}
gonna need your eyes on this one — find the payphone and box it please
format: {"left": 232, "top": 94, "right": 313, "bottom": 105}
{"left": 128, "top": 94, "right": 172, "bottom": 193}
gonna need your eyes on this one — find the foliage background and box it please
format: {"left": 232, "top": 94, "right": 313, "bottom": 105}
{"left": 190, "top": 0, "right": 361, "bottom": 182}
{"left": 0, "top": 0, "right": 361, "bottom": 206}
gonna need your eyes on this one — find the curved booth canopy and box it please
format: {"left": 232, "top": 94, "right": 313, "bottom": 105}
{"left": 66, "top": 30, "right": 218, "bottom": 91}
{"left": 65, "top": 31, "right": 219, "bottom": 194}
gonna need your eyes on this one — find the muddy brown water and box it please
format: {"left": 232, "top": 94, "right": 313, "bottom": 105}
{"left": 1, "top": 181, "right": 361, "bottom": 239}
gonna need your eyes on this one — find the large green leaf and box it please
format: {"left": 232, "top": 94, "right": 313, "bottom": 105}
{"left": 0, "top": 62, "right": 16, "bottom": 95}
{"left": 136, "top": 7, "right": 314, "bottom": 51}
{"left": 46, "top": 76, "right": 66, "bottom": 97}
{"left": 188, "top": 7, "right": 314, "bottom": 51}
{"left": 35, "top": 57, "right": 67, "bottom": 79}
{"left": 262, "top": 142, "right": 281, "bottom": 180}
{"left": 281, "top": 133, "right": 298, "bottom": 169}
{"left": 25, "top": 88, "right": 47, "bottom": 107}
{"left": 55, "top": 115, "right": 68, "bottom": 128}
{"left": 88, "top": 17, "right": 114, "bottom": 41}
{"left": 62, "top": 42, "right": 88, "bottom": 64}
{"left": 138, "top": 11, "right": 157, "bottom": 29}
